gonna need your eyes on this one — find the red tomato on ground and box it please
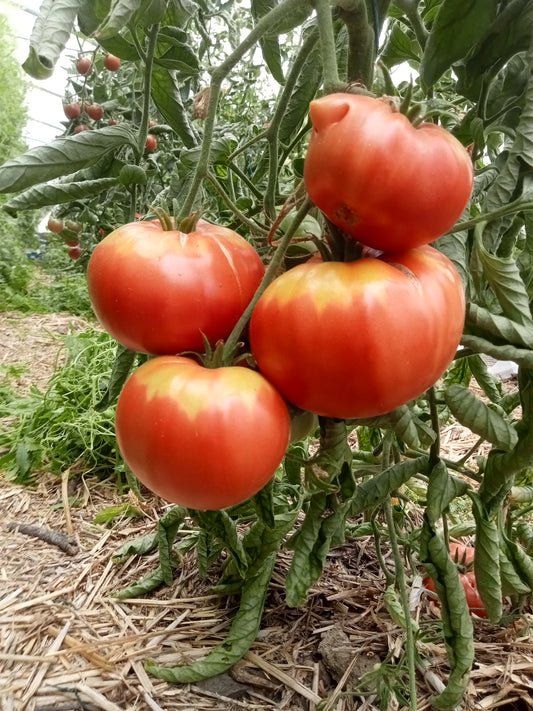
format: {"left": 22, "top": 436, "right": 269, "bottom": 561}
{"left": 87, "top": 219, "right": 265, "bottom": 355}
{"left": 115, "top": 356, "right": 291, "bottom": 510}
{"left": 423, "top": 573, "right": 487, "bottom": 618}
{"left": 249, "top": 245, "right": 465, "bottom": 419}
{"left": 304, "top": 93, "right": 474, "bottom": 251}
{"left": 449, "top": 542, "right": 476, "bottom": 567}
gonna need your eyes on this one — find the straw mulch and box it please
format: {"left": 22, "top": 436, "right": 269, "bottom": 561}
{"left": 1, "top": 313, "right": 533, "bottom": 711}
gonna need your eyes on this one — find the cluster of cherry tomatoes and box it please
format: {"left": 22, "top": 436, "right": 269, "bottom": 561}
{"left": 47, "top": 216, "right": 83, "bottom": 260}
{"left": 86, "top": 93, "right": 474, "bottom": 512}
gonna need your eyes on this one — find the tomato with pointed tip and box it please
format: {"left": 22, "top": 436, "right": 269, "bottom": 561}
{"left": 115, "top": 356, "right": 291, "bottom": 510}
{"left": 249, "top": 245, "right": 465, "bottom": 419}
{"left": 87, "top": 218, "right": 265, "bottom": 355}
{"left": 304, "top": 93, "right": 473, "bottom": 251}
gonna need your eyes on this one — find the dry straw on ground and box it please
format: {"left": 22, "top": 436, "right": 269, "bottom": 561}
{"left": 1, "top": 313, "right": 532, "bottom": 711}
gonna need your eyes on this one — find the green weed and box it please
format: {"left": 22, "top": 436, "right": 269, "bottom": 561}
{"left": 0, "top": 328, "right": 121, "bottom": 485}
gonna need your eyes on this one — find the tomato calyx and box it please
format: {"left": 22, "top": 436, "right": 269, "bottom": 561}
{"left": 177, "top": 211, "right": 201, "bottom": 234}
{"left": 148, "top": 205, "right": 175, "bottom": 231}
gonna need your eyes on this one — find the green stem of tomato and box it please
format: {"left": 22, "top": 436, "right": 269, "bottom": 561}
{"left": 447, "top": 200, "right": 533, "bottom": 235}
{"left": 383, "top": 495, "right": 418, "bottom": 711}
{"left": 314, "top": 0, "right": 343, "bottom": 94}
{"left": 177, "top": 0, "right": 312, "bottom": 221}
{"left": 204, "top": 172, "right": 268, "bottom": 235}
{"left": 221, "top": 195, "right": 314, "bottom": 366}
{"left": 263, "top": 26, "right": 320, "bottom": 220}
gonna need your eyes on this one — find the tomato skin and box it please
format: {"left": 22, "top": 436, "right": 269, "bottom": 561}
{"left": 249, "top": 245, "right": 465, "bottom": 419}
{"left": 423, "top": 573, "right": 487, "bottom": 618}
{"left": 449, "top": 542, "right": 476, "bottom": 567}
{"left": 145, "top": 134, "right": 157, "bottom": 152}
{"left": 86, "top": 103, "right": 104, "bottom": 121}
{"left": 87, "top": 219, "right": 265, "bottom": 355}
{"left": 115, "top": 356, "right": 290, "bottom": 510}
{"left": 103, "top": 54, "right": 121, "bottom": 71}
{"left": 47, "top": 217, "right": 64, "bottom": 234}
{"left": 68, "top": 245, "right": 83, "bottom": 260}
{"left": 64, "top": 102, "right": 81, "bottom": 120}
{"left": 304, "top": 93, "right": 474, "bottom": 251}
{"left": 76, "top": 57, "right": 92, "bottom": 75}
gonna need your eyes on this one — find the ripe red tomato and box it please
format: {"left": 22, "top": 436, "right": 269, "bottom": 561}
{"left": 115, "top": 356, "right": 290, "bottom": 510}
{"left": 103, "top": 53, "right": 121, "bottom": 71}
{"left": 304, "top": 93, "right": 474, "bottom": 251}
{"left": 86, "top": 103, "right": 104, "bottom": 121}
{"left": 145, "top": 134, "right": 157, "bottom": 152}
{"left": 68, "top": 245, "right": 83, "bottom": 260}
{"left": 74, "top": 124, "right": 90, "bottom": 134}
{"left": 249, "top": 245, "right": 465, "bottom": 419}
{"left": 47, "top": 217, "right": 64, "bottom": 234}
{"left": 424, "top": 573, "right": 487, "bottom": 618}
{"left": 87, "top": 218, "right": 265, "bottom": 355}
{"left": 76, "top": 57, "right": 92, "bottom": 75}
{"left": 63, "top": 102, "right": 81, "bottom": 120}
{"left": 64, "top": 238, "right": 80, "bottom": 247}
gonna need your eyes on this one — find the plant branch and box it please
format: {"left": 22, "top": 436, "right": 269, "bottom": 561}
{"left": 177, "top": 0, "right": 311, "bottom": 219}
{"left": 315, "top": 0, "right": 343, "bottom": 93}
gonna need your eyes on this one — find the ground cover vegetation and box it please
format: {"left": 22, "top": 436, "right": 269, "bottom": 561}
{"left": 1, "top": 0, "right": 533, "bottom": 708}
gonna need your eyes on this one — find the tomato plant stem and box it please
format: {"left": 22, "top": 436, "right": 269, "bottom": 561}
{"left": 383, "top": 496, "right": 418, "bottom": 711}
{"left": 314, "top": 0, "right": 342, "bottom": 94}
{"left": 221, "top": 194, "right": 313, "bottom": 364}
{"left": 178, "top": 0, "right": 311, "bottom": 220}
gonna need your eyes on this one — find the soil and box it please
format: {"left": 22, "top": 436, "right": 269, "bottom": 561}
{"left": 1, "top": 312, "right": 532, "bottom": 711}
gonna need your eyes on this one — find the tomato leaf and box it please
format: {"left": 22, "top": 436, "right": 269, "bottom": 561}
{"left": 474, "top": 235, "right": 533, "bottom": 329}
{"left": 467, "top": 303, "right": 533, "bottom": 350}
{"left": 94, "top": 345, "right": 137, "bottom": 412}
{"left": 285, "top": 492, "right": 349, "bottom": 607}
{"left": 112, "top": 565, "right": 168, "bottom": 598}
{"left": 157, "top": 506, "right": 187, "bottom": 586}
{"left": 112, "top": 532, "right": 158, "bottom": 563}
{"left": 380, "top": 23, "right": 421, "bottom": 69}
{"left": 420, "top": 0, "right": 498, "bottom": 88}
{"left": 445, "top": 385, "right": 518, "bottom": 452}
{"left": 420, "top": 460, "right": 475, "bottom": 709}
{"left": 467, "top": 354, "right": 503, "bottom": 405}
{"left": 469, "top": 493, "right": 503, "bottom": 620}
{"left": 154, "top": 31, "right": 200, "bottom": 74}
{"left": 193, "top": 510, "right": 248, "bottom": 578}
{"left": 21, "top": 0, "right": 79, "bottom": 79}
{"left": 0, "top": 125, "right": 137, "bottom": 194}
{"left": 461, "top": 334, "right": 533, "bottom": 371}
{"left": 350, "top": 456, "right": 430, "bottom": 515}
{"left": 3, "top": 178, "right": 120, "bottom": 214}
{"left": 94, "top": 0, "right": 143, "bottom": 40}
{"left": 150, "top": 66, "right": 198, "bottom": 148}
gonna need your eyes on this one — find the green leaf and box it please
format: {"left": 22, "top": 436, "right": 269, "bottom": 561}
{"left": 3, "top": 178, "right": 119, "bottom": 213}
{"left": 474, "top": 234, "right": 533, "bottom": 328}
{"left": 157, "top": 506, "right": 187, "bottom": 586}
{"left": 133, "top": 0, "right": 168, "bottom": 26}
{"left": 112, "top": 532, "right": 158, "bottom": 562}
{"left": 150, "top": 66, "right": 198, "bottom": 148}
{"left": 251, "top": 0, "right": 284, "bottom": 84}
{"left": 350, "top": 456, "right": 430, "bottom": 515}
{"left": 94, "top": 345, "right": 137, "bottom": 412}
{"left": 0, "top": 125, "right": 137, "bottom": 194}
{"left": 467, "top": 302, "right": 533, "bottom": 350}
{"left": 77, "top": 0, "right": 110, "bottom": 35}
{"left": 95, "top": 0, "right": 143, "bottom": 40}
{"left": 470, "top": 493, "right": 503, "bottom": 620}
{"left": 193, "top": 509, "right": 248, "bottom": 578}
{"left": 22, "top": 0, "right": 79, "bottom": 79}
{"left": 380, "top": 23, "right": 421, "bottom": 69}
{"left": 112, "top": 565, "right": 166, "bottom": 598}
{"left": 467, "top": 354, "right": 503, "bottom": 404}
{"left": 146, "top": 551, "right": 277, "bottom": 682}
{"left": 420, "top": 0, "right": 498, "bottom": 88}
{"left": 445, "top": 384, "right": 518, "bottom": 451}
{"left": 93, "top": 503, "right": 143, "bottom": 525}
{"left": 155, "top": 28, "right": 200, "bottom": 73}
{"left": 461, "top": 333, "right": 533, "bottom": 370}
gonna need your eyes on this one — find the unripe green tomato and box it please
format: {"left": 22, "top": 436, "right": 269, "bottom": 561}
{"left": 289, "top": 410, "right": 318, "bottom": 443}
{"left": 119, "top": 164, "right": 148, "bottom": 186}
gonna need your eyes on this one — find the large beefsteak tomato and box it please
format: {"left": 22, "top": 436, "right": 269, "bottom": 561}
{"left": 87, "top": 219, "right": 265, "bottom": 355}
{"left": 304, "top": 93, "right": 473, "bottom": 251}
{"left": 115, "top": 356, "right": 291, "bottom": 510}
{"left": 249, "top": 245, "right": 465, "bottom": 419}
